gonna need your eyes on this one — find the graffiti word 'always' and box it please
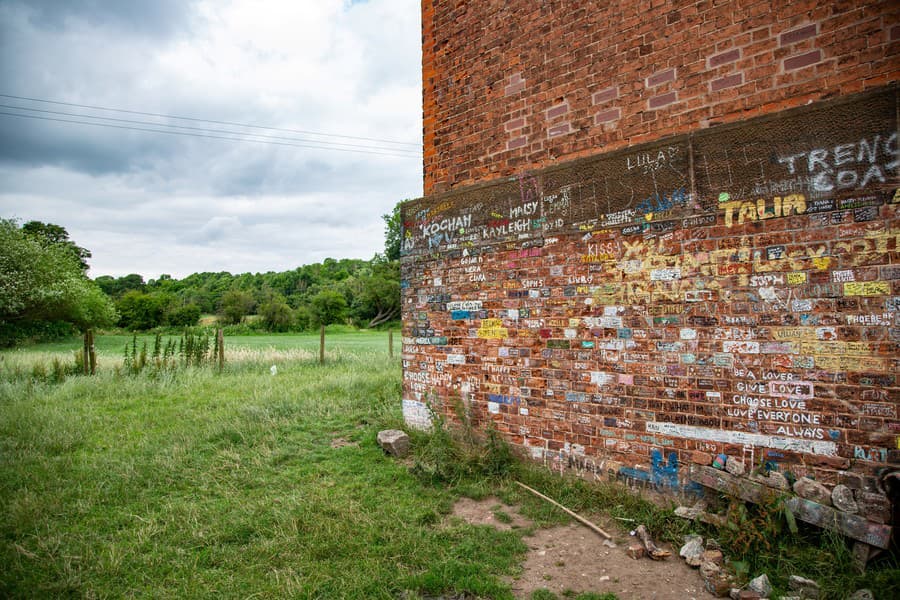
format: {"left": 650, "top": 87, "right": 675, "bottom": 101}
{"left": 646, "top": 422, "right": 837, "bottom": 455}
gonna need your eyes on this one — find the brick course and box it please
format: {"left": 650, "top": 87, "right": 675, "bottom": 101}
{"left": 421, "top": 0, "right": 899, "bottom": 194}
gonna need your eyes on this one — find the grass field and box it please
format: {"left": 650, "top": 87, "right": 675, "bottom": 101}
{"left": 1, "top": 332, "right": 897, "bottom": 599}
{"left": 0, "top": 331, "right": 533, "bottom": 598}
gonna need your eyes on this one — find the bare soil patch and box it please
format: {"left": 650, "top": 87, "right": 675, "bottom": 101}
{"left": 451, "top": 496, "right": 532, "bottom": 531}
{"left": 451, "top": 497, "right": 716, "bottom": 599}
{"left": 330, "top": 437, "right": 358, "bottom": 448}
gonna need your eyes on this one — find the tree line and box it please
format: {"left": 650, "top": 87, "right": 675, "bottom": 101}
{"left": 0, "top": 205, "right": 402, "bottom": 345}
{"left": 96, "top": 256, "right": 400, "bottom": 332}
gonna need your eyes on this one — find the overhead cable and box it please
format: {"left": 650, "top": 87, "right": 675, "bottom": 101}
{"left": 0, "top": 92, "right": 421, "bottom": 148}
{"left": 0, "top": 103, "right": 421, "bottom": 155}
{"left": 0, "top": 111, "right": 420, "bottom": 159}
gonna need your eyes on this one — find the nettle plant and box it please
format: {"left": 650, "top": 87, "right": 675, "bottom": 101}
{"left": 122, "top": 330, "right": 219, "bottom": 374}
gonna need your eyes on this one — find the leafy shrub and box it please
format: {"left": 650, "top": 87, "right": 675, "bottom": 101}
{"left": 166, "top": 303, "right": 201, "bottom": 327}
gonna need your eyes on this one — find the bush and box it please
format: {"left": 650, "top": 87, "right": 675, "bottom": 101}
{"left": 219, "top": 290, "right": 255, "bottom": 325}
{"left": 0, "top": 320, "right": 76, "bottom": 348}
{"left": 258, "top": 299, "right": 294, "bottom": 332}
{"left": 116, "top": 291, "right": 172, "bottom": 330}
{"left": 167, "top": 303, "right": 201, "bottom": 327}
{"left": 309, "top": 289, "right": 348, "bottom": 327}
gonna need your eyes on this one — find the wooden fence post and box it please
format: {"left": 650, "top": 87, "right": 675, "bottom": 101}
{"left": 319, "top": 325, "right": 326, "bottom": 365}
{"left": 83, "top": 330, "right": 90, "bottom": 375}
{"left": 88, "top": 329, "right": 96, "bottom": 375}
{"left": 217, "top": 328, "right": 225, "bottom": 372}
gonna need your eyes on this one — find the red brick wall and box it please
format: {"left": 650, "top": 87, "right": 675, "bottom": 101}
{"left": 402, "top": 84, "right": 899, "bottom": 501}
{"left": 421, "top": 0, "right": 900, "bottom": 195}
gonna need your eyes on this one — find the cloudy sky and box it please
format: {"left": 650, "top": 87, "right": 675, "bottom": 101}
{"left": 0, "top": 0, "right": 422, "bottom": 279}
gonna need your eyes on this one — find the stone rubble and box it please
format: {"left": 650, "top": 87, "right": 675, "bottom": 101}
{"left": 747, "top": 574, "right": 772, "bottom": 598}
{"left": 792, "top": 477, "right": 832, "bottom": 506}
{"left": 787, "top": 575, "right": 820, "bottom": 599}
{"left": 376, "top": 429, "right": 410, "bottom": 458}
{"left": 830, "top": 484, "right": 858, "bottom": 514}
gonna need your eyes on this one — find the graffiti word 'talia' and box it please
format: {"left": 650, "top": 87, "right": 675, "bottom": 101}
{"left": 720, "top": 194, "right": 806, "bottom": 228}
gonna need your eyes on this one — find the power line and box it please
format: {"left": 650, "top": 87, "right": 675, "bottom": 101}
{"left": 0, "top": 111, "right": 421, "bottom": 159}
{"left": 0, "top": 93, "right": 420, "bottom": 148}
{"left": 0, "top": 103, "right": 422, "bottom": 155}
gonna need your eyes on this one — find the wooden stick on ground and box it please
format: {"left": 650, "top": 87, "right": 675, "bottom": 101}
{"left": 634, "top": 524, "right": 671, "bottom": 560}
{"left": 515, "top": 481, "right": 612, "bottom": 539}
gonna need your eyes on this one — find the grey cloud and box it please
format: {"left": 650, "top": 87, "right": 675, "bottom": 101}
{"left": 12, "top": 0, "right": 195, "bottom": 38}
{"left": 0, "top": 0, "right": 423, "bottom": 279}
{"left": 0, "top": 114, "right": 186, "bottom": 176}
{"left": 193, "top": 216, "right": 242, "bottom": 243}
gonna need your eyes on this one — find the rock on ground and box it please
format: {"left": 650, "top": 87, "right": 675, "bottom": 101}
{"left": 788, "top": 574, "right": 820, "bottom": 599}
{"left": 792, "top": 477, "right": 832, "bottom": 506}
{"left": 831, "top": 484, "right": 858, "bottom": 513}
{"left": 376, "top": 429, "right": 410, "bottom": 457}
{"left": 747, "top": 573, "right": 772, "bottom": 598}
{"left": 680, "top": 535, "right": 704, "bottom": 566}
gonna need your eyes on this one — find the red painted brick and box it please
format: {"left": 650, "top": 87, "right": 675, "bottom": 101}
{"left": 710, "top": 73, "right": 743, "bottom": 92}
{"left": 780, "top": 23, "right": 818, "bottom": 46}
{"left": 506, "top": 136, "right": 527, "bottom": 150}
{"left": 594, "top": 107, "right": 621, "bottom": 124}
{"left": 892, "top": 25, "right": 900, "bottom": 41}
{"left": 647, "top": 68, "right": 676, "bottom": 87}
{"left": 505, "top": 118, "right": 526, "bottom": 131}
{"left": 593, "top": 86, "right": 618, "bottom": 104}
{"left": 708, "top": 48, "right": 741, "bottom": 68}
{"left": 547, "top": 122, "right": 571, "bottom": 137}
{"left": 783, "top": 49, "right": 823, "bottom": 71}
{"left": 547, "top": 103, "right": 569, "bottom": 120}
{"left": 648, "top": 91, "right": 677, "bottom": 109}
{"left": 504, "top": 83, "right": 524, "bottom": 96}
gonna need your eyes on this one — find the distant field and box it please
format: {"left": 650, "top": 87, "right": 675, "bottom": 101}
{"left": 2, "top": 328, "right": 396, "bottom": 369}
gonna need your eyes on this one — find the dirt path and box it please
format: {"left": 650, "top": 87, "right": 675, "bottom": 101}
{"left": 451, "top": 497, "right": 716, "bottom": 600}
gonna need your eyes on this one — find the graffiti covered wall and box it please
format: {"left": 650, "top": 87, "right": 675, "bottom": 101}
{"left": 401, "top": 86, "right": 899, "bottom": 488}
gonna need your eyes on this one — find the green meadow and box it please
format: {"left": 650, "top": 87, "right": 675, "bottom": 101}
{"left": 1, "top": 331, "right": 897, "bottom": 599}
{"left": 0, "top": 331, "right": 528, "bottom": 598}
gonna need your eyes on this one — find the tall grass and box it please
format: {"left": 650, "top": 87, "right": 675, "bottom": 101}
{"left": 0, "top": 347, "right": 530, "bottom": 598}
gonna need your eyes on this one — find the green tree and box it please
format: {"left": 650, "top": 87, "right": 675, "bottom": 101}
{"left": 115, "top": 291, "right": 173, "bottom": 330}
{"left": 21, "top": 220, "right": 92, "bottom": 271}
{"left": 294, "top": 304, "right": 313, "bottom": 331}
{"left": 95, "top": 273, "right": 145, "bottom": 298}
{"left": 383, "top": 201, "right": 404, "bottom": 261}
{"left": 309, "top": 289, "right": 348, "bottom": 327}
{"left": 258, "top": 297, "right": 294, "bottom": 332}
{"left": 166, "top": 303, "right": 201, "bottom": 327}
{"left": 352, "top": 259, "right": 400, "bottom": 327}
{"left": 0, "top": 219, "right": 116, "bottom": 344}
{"left": 219, "top": 289, "right": 255, "bottom": 325}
